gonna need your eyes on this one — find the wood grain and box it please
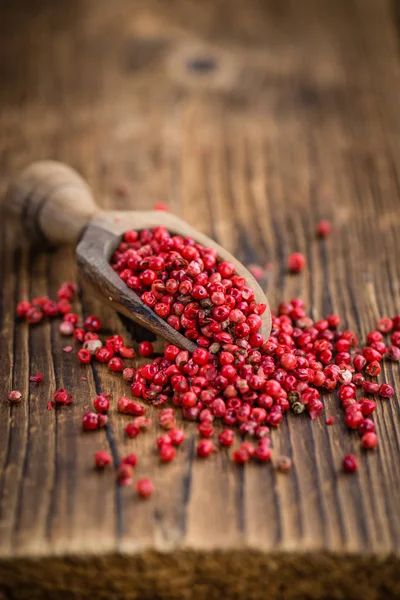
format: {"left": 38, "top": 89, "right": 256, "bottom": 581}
{"left": 0, "top": 0, "right": 400, "bottom": 598}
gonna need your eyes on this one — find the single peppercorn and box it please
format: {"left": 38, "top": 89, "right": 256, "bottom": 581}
{"left": 137, "top": 478, "right": 154, "bottom": 498}
{"left": 117, "top": 464, "right": 133, "bottom": 486}
{"left": 25, "top": 306, "right": 43, "bottom": 324}
{"left": 29, "top": 371, "right": 43, "bottom": 383}
{"left": 287, "top": 253, "right": 306, "bottom": 273}
{"left": 358, "top": 419, "right": 375, "bottom": 436}
{"left": 95, "top": 450, "right": 112, "bottom": 468}
{"left": 122, "top": 453, "right": 138, "bottom": 467}
{"left": 218, "top": 429, "right": 234, "bottom": 447}
{"left": 60, "top": 321, "right": 74, "bottom": 336}
{"left": 84, "top": 315, "right": 102, "bottom": 332}
{"left": 139, "top": 341, "right": 154, "bottom": 357}
{"left": 125, "top": 423, "right": 140, "bottom": 438}
{"left": 316, "top": 219, "right": 331, "bottom": 238}
{"left": 361, "top": 432, "right": 378, "bottom": 449}
{"left": 108, "top": 357, "right": 124, "bottom": 372}
{"left": 8, "top": 390, "right": 22, "bottom": 403}
{"left": 255, "top": 443, "right": 271, "bottom": 462}
{"left": 53, "top": 388, "right": 72, "bottom": 405}
{"left": 82, "top": 412, "right": 99, "bottom": 431}
{"left": 379, "top": 383, "right": 394, "bottom": 399}
{"left": 16, "top": 301, "right": 31, "bottom": 318}
{"left": 78, "top": 349, "right": 92, "bottom": 364}
{"left": 168, "top": 429, "right": 185, "bottom": 445}
{"left": 343, "top": 454, "right": 358, "bottom": 473}
{"left": 159, "top": 444, "right": 176, "bottom": 462}
{"left": 197, "top": 439, "right": 215, "bottom": 458}
{"left": 276, "top": 455, "right": 292, "bottom": 472}
{"left": 93, "top": 394, "right": 110, "bottom": 413}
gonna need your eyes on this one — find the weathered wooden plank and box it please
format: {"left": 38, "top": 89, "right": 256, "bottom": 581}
{"left": 0, "top": 0, "right": 400, "bottom": 597}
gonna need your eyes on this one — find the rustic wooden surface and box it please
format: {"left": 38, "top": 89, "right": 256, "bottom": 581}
{"left": 0, "top": 0, "right": 400, "bottom": 598}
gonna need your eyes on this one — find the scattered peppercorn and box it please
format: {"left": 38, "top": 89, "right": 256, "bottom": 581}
{"left": 78, "top": 349, "right": 92, "bottom": 364}
{"left": 82, "top": 412, "right": 100, "bottom": 431}
{"left": 95, "top": 450, "right": 112, "bottom": 468}
{"left": 287, "top": 252, "right": 306, "bottom": 273}
{"left": 29, "top": 371, "right": 43, "bottom": 383}
{"left": 15, "top": 243, "right": 399, "bottom": 486}
{"left": 122, "top": 453, "right": 138, "bottom": 467}
{"left": 136, "top": 478, "right": 154, "bottom": 498}
{"left": 316, "top": 219, "right": 332, "bottom": 238}
{"left": 117, "top": 464, "right": 133, "bottom": 486}
{"left": 343, "top": 454, "right": 358, "bottom": 473}
{"left": 276, "top": 455, "right": 292, "bottom": 472}
{"left": 8, "top": 390, "right": 22, "bottom": 403}
{"left": 197, "top": 439, "right": 215, "bottom": 458}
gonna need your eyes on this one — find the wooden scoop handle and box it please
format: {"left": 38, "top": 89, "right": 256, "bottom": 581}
{"left": 5, "top": 161, "right": 99, "bottom": 246}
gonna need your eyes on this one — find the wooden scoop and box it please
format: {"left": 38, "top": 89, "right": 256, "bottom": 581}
{"left": 5, "top": 161, "right": 271, "bottom": 352}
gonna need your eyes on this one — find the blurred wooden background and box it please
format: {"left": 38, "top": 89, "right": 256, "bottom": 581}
{"left": 0, "top": 1, "right": 400, "bottom": 598}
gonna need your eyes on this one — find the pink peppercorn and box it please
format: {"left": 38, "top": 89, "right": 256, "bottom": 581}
{"left": 95, "top": 450, "right": 112, "bottom": 468}
{"left": 326, "top": 416, "right": 335, "bottom": 425}
{"left": 287, "top": 253, "right": 306, "bottom": 273}
{"left": 365, "top": 361, "right": 381, "bottom": 377}
{"left": 387, "top": 345, "right": 400, "bottom": 361}
{"left": 198, "top": 422, "right": 215, "bottom": 438}
{"left": 255, "top": 443, "right": 271, "bottom": 462}
{"left": 117, "top": 464, "right": 133, "bottom": 486}
{"left": 84, "top": 315, "right": 101, "bottom": 332}
{"left": 218, "top": 429, "right": 234, "bottom": 447}
{"left": 122, "top": 453, "right": 138, "bottom": 467}
{"left": 118, "top": 346, "right": 135, "bottom": 359}
{"left": 139, "top": 341, "right": 153, "bottom": 357}
{"left": 159, "top": 444, "right": 176, "bottom": 462}
{"left": 63, "top": 312, "right": 79, "bottom": 325}
{"left": 93, "top": 394, "right": 110, "bottom": 413}
{"left": 276, "top": 455, "right": 292, "bottom": 472}
{"left": 197, "top": 439, "right": 215, "bottom": 458}
{"left": 126, "top": 400, "right": 146, "bottom": 416}
{"left": 379, "top": 383, "right": 394, "bottom": 399}
{"left": 343, "top": 454, "right": 358, "bottom": 473}
{"left": 16, "top": 301, "right": 31, "bottom": 318}
{"left": 125, "top": 423, "right": 140, "bottom": 438}
{"left": 345, "top": 410, "right": 363, "bottom": 429}
{"left": 53, "top": 388, "right": 72, "bottom": 405}
{"left": 108, "top": 357, "right": 124, "bottom": 372}
{"left": 8, "top": 390, "right": 22, "bottom": 403}
{"left": 29, "top": 371, "right": 43, "bottom": 383}
{"left": 43, "top": 300, "right": 59, "bottom": 317}
{"left": 95, "top": 346, "right": 113, "bottom": 363}
{"left": 168, "top": 429, "right": 185, "bottom": 445}
{"left": 82, "top": 412, "right": 99, "bottom": 431}
{"left": 316, "top": 219, "right": 331, "bottom": 238}
{"left": 137, "top": 478, "right": 154, "bottom": 498}
{"left": 361, "top": 432, "right": 378, "bottom": 450}
{"left": 74, "top": 328, "right": 85, "bottom": 343}
{"left": 358, "top": 419, "right": 375, "bottom": 435}
{"left": 78, "top": 349, "right": 92, "bottom": 364}
{"left": 362, "top": 381, "right": 380, "bottom": 394}
{"left": 360, "top": 399, "right": 376, "bottom": 416}
{"left": 377, "top": 317, "right": 393, "bottom": 333}
{"left": 25, "top": 307, "right": 43, "bottom": 324}
{"left": 233, "top": 448, "right": 250, "bottom": 464}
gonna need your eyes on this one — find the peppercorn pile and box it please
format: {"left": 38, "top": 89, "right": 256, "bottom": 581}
{"left": 10, "top": 226, "right": 399, "bottom": 497}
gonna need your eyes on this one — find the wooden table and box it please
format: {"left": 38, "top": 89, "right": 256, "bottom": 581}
{"left": 0, "top": 1, "right": 400, "bottom": 598}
